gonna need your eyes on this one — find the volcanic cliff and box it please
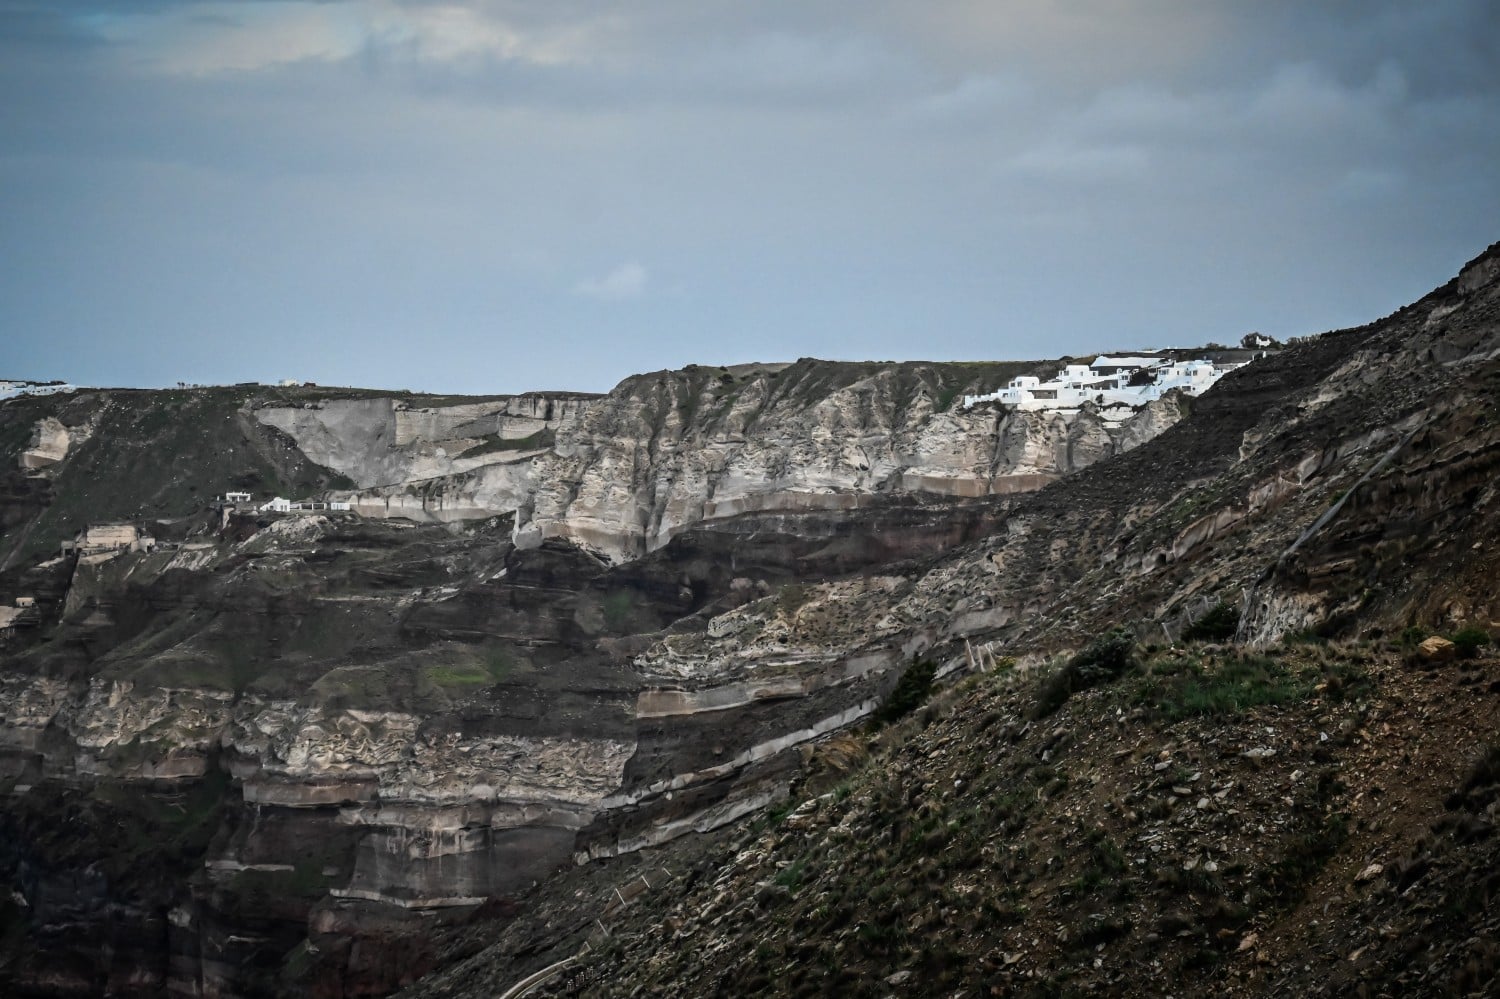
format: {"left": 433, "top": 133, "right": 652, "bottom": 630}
{"left": 2, "top": 242, "right": 1498, "bottom": 998}
{"left": 0, "top": 355, "right": 1186, "bottom": 995}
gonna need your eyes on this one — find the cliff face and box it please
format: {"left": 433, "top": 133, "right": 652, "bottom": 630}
{"left": 523, "top": 363, "right": 1186, "bottom": 560}
{"left": 5, "top": 244, "right": 1499, "bottom": 999}
{"left": 401, "top": 248, "right": 1500, "bottom": 999}
{"left": 0, "top": 374, "right": 1029, "bottom": 996}
{"left": 255, "top": 390, "right": 588, "bottom": 495}
{"left": 0, "top": 494, "right": 991, "bottom": 995}
{"left": 251, "top": 360, "right": 1185, "bottom": 561}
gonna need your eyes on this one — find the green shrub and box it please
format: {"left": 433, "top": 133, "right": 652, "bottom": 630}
{"left": 1032, "top": 628, "right": 1136, "bottom": 719}
{"left": 1071, "top": 628, "right": 1136, "bottom": 683}
{"left": 874, "top": 657, "right": 938, "bottom": 726}
{"left": 1399, "top": 624, "right": 1429, "bottom": 649}
{"left": 1182, "top": 601, "right": 1239, "bottom": 642}
{"left": 1453, "top": 625, "right": 1492, "bottom": 659}
{"left": 774, "top": 859, "right": 807, "bottom": 892}
{"left": 601, "top": 590, "right": 634, "bottom": 630}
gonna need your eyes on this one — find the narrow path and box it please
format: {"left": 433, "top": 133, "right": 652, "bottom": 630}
{"left": 495, "top": 865, "right": 673, "bottom": 998}
{"left": 496, "top": 944, "right": 589, "bottom": 999}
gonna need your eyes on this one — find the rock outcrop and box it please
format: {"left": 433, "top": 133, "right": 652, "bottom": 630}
{"left": 18, "top": 418, "right": 73, "bottom": 470}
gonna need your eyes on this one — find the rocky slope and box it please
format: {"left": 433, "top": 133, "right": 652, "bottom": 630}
{"left": 510, "top": 638, "right": 1500, "bottom": 998}
{"left": 395, "top": 242, "right": 1500, "bottom": 997}
{"left": 2, "top": 241, "right": 1498, "bottom": 998}
{"left": 0, "top": 356, "right": 1183, "bottom": 995}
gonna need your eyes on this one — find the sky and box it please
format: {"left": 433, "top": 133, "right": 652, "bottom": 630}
{"left": 3, "top": 2, "right": 1499, "bottom": 394}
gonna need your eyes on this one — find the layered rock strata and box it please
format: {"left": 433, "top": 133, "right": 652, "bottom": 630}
{"left": 5, "top": 244, "right": 1499, "bottom": 998}
{"left": 253, "top": 361, "right": 1187, "bottom": 561}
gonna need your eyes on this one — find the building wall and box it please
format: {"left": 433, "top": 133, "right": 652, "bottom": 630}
{"left": 82, "top": 525, "right": 138, "bottom": 549}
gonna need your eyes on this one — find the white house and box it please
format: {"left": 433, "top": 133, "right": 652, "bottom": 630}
{"left": 963, "top": 353, "right": 1248, "bottom": 414}
{"left": 1089, "top": 354, "right": 1165, "bottom": 375}
{"left": 224, "top": 491, "right": 253, "bottom": 504}
{"left": 256, "top": 495, "right": 354, "bottom": 514}
{"left": 64, "top": 524, "right": 156, "bottom": 555}
{"left": 0, "top": 381, "right": 77, "bottom": 402}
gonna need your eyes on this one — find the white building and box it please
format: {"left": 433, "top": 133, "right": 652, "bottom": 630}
{"left": 223, "top": 491, "right": 253, "bottom": 504}
{"left": 63, "top": 524, "right": 156, "bottom": 555}
{"left": 963, "top": 354, "right": 1248, "bottom": 414}
{"left": 256, "top": 496, "right": 353, "bottom": 514}
{"left": 0, "top": 380, "right": 78, "bottom": 402}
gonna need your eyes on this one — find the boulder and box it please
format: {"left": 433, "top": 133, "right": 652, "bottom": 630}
{"left": 1418, "top": 636, "right": 1456, "bottom": 662}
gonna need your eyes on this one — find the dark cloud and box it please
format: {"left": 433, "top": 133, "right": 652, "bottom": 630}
{"left": 2, "top": 1, "right": 1498, "bottom": 392}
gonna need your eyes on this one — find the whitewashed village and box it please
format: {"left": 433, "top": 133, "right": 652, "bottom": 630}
{"left": 961, "top": 341, "right": 1273, "bottom": 416}
{"left": 0, "top": 380, "right": 77, "bottom": 401}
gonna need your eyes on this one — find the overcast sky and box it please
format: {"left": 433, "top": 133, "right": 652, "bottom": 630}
{"left": 3, "top": 2, "right": 1498, "bottom": 394}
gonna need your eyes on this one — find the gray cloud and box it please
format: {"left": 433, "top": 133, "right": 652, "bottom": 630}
{"left": 574, "top": 262, "right": 648, "bottom": 301}
{"left": 2, "top": 1, "right": 1497, "bottom": 393}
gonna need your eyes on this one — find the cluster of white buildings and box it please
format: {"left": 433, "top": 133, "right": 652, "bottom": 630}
{"left": 961, "top": 354, "right": 1250, "bottom": 415}
{"left": 219, "top": 492, "right": 351, "bottom": 514}
{"left": 1, "top": 380, "right": 76, "bottom": 402}
{"left": 256, "top": 497, "right": 352, "bottom": 513}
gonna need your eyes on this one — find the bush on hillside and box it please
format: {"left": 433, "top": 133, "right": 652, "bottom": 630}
{"left": 1399, "top": 625, "right": 1429, "bottom": 650}
{"left": 1032, "top": 628, "right": 1137, "bottom": 719}
{"left": 874, "top": 657, "right": 938, "bottom": 726}
{"left": 1452, "top": 625, "right": 1492, "bottom": 660}
{"left": 1183, "top": 601, "right": 1239, "bottom": 642}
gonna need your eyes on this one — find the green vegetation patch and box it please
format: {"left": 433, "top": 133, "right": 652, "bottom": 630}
{"left": 463, "top": 427, "right": 557, "bottom": 457}
{"left": 1033, "top": 628, "right": 1137, "bottom": 719}
{"left": 1133, "top": 651, "right": 1312, "bottom": 720}
{"left": 425, "top": 662, "right": 493, "bottom": 687}
{"left": 1452, "top": 625, "right": 1492, "bottom": 659}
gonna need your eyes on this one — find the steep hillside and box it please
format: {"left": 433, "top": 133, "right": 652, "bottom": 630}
{"left": 396, "top": 242, "right": 1500, "bottom": 997}
{"left": 0, "top": 358, "right": 1175, "bottom": 995}
{"left": 508, "top": 638, "right": 1500, "bottom": 998}
{"left": 2, "top": 242, "right": 1497, "bottom": 998}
